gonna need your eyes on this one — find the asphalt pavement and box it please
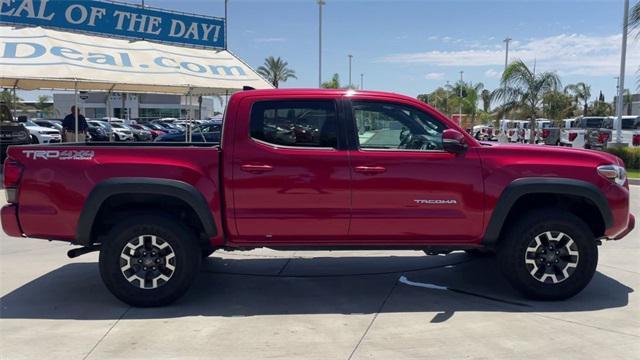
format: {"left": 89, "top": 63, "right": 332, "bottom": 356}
{"left": 0, "top": 188, "right": 638, "bottom": 360}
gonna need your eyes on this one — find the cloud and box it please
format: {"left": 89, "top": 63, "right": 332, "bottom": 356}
{"left": 425, "top": 72, "right": 446, "bottom": 80}
{"left": 253, "top": 37, "right": 286, "bottom": 43}
{"left": 379, "top": 33, "right": 640, "bottom": 77}
{"left": 484, "top": 69, "right": 501, "bottom": 78}
{"left": 427, "top": 35, "right": 438, "bottom": 41}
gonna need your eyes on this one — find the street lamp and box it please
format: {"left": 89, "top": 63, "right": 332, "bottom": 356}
{"left": 348, "top": 54, "right": 353, "bottom": 87}
{"left": 459, "top": 70, "right": 464, "bottom": 122}
{"left": 502, "top": 37, "right": 512, "bottom": 120}
{"left": 360, "top": 73, "right": 364, "bottom": 90}
{"left": 317, "top": 0, "right": 325, "bottom": 88}
{"left": 614, "top": 0, "right": 629, "bottom": 144}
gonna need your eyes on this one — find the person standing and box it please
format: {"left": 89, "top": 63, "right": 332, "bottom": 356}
{"left": 62, "top": 106, "right": 88, "bottom": 142}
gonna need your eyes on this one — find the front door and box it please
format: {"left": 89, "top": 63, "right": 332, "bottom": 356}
{"left": 231, "top": 98, "right": 351, "bottom": 243}
{"left": 347, "top": 98, "right": 484, "bottom": 244}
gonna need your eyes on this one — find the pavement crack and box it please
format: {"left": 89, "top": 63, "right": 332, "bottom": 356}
{"left": 82, "top": 306, "right": 131, "bottom": 360}
{"left": 347, "top": 279, "right": 399, "bottom": 360}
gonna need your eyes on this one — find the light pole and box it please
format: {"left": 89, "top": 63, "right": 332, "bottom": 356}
{"left": 317, "top": 0, "right": 325, "bottom": 87}
{"left": 459, "top": 70, "right": 464, "bottom": 123}
{"left": 348, "top": 54, "right": 353, "bottom": 87}
{"left": 502, "top": 37, "right": 512, "bottom": 120}
{"left": 614, "top": 0, "right": 629, "bottom": 144}
{"left": 360, "top": 73, "right": 364, "bottom": 90}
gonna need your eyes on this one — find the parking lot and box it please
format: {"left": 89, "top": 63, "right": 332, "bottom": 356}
{"left": 0, "top": 188, "right": 638, "bottom": 360}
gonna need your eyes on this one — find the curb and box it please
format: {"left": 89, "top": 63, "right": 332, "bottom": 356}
{"left": 630, "top": 178, "right": 640, "bottom": 186}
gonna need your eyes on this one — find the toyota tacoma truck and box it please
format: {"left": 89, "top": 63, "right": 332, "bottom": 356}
{"left": 1, "top": 89, "right": 635, "bottom": 307}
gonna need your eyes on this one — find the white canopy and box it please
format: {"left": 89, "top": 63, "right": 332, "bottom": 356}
{"left": 0, "top": 26, "right": 273, "bottom": 95}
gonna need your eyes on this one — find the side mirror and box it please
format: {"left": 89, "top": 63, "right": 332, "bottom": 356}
{"left": 17, "top": 115, "right": 27, "bottom": 123}
{"left": 442, "top": 129, "right": 467, "bottom": 154}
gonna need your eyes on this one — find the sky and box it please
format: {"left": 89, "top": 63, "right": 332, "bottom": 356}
{"left": 18, "top": 0, "right": 640, "bottom": 102}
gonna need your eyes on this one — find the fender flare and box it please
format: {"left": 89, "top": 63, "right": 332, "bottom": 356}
{"left": 76, "top": 177, "right": 217, "bottom": 245}
{"left": 482, "top": 177, "right": 612, "bottom": 246}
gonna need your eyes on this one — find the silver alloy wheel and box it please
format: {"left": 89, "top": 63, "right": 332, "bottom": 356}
{"left": 119, "top": 235, "right": 176, "bottom": 289}
{"left": 524, "top": 231, "right": 579, "bottom": 284}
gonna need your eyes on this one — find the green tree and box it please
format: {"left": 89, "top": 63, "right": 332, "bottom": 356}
{"left": 425, "top": 86, "right": 454, "bottom": 115}
{"left": 542, "top": 91, "right": 574, "bottom": 121}
{"left": 0, "top": 89, "right": 24, "bottom": 110}
{"left": 492, "top": 59, "right": 561, "bottom": 143}
{"left": 35, "top": 95, "right": 53, "bottom": 116}
{"left": 564, "top": 82, "right": 591, "bottom": 116}
{"left": 256, "top": 56, "right": 297, "bottom": 88}
{"left": 321, "top": 73, "right": 341, "bottom": 89}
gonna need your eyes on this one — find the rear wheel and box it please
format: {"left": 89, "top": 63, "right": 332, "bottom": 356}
{"left": 99, "top": 214, "right": 201, "bottom": 307}
{"left": 497, "top": 209, "right": 597, "bottom": 300}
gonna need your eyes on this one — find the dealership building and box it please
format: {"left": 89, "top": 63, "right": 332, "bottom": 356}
{"left": 53, "top": 92, "right": 217, "bottom": 120}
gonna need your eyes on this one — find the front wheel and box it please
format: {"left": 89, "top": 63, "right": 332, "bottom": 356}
{"left": 99, "top": 214, "right": 201, "bottom": 307}
{"left": 497, "top": 209, "right": 598, "bottom": 300}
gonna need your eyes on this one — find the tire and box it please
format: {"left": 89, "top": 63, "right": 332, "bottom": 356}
{"left": 99, "top": 214, "right": 202, "bottom": 307}
{"left": 497, "top": 209, "right": 598, "bottom": 300}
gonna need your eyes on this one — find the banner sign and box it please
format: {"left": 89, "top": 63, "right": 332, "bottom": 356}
{"left": 0, "top": 0, "right": 225, "bottom": 49}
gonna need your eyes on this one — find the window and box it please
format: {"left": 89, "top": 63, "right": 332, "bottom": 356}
{"left": 352, "top": 101, "right": 445, "bottom": 151}
{"left": 250, "top": 101, "right": 338, "bottom": 148}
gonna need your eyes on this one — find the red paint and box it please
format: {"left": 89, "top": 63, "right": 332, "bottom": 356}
{"left": 0, "top": 89, "right": 634, "bottom": 248}
{"left": 633, "top": 134, "right": 640, "bottom": 146}
{"left": 569, "top": 132, "right": 578, "bottom": 141}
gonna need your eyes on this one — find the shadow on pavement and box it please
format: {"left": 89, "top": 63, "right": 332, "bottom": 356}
{"left": 0, "top": 253, "right": 633, "bottom": 320}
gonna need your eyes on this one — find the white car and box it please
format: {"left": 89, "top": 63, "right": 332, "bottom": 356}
{"left": 560, "top": 117, "right": 605, "bottom": 148}
{"left": 23, "top": 120, "right": 62, "bottom": 144}
{"left": 109, "top": 123, "right": 135, "bottom": 141}
{"left": 603, "top": 116, "right": 640, "bottom": 148}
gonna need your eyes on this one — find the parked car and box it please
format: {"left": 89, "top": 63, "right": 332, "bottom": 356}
{"left": 472, "top": 124, "right": 496, "bottom": 141}
{"left": 0, "top": 105, "right": 30, "bottom": 163}
{"left": 148, "top": 121, "right": 181, "bottom": 134}
{"left": 32, "top": 119, "right": 63, "bottom": 133}
{"left": 109, "top": 123, "right": 134, "bottom": 141}
{"left": 22, "top": 119, "right": 62, "bottom": 144}
{"left": 129, "top": 123, "right": 165, "bottom": 139}
{"left": 123, "top": 124, "right": 152, "bottom": 141}
{"left": 88, "top": 120, "right": 115, "bottom": 140}
{"left": 89, "top": 121, "right": 132, "bottom": 141}
{"left": 560, "top": 117, "right": 605, "bottom": 148}
{"left": 86, "top": 124, "right": 110, "bottom": 142}
{"left": 1, "top": 89, "right": 634, "bottom": 307}
{"left": 601, "top": 116, "right": 640, "bottom": 147}
{"left": 155, "top": 123, "right": 221, "bottom": 142}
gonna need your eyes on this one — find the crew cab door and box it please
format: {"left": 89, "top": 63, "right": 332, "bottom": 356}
{"left": 230, "top": 96, "right": 351, "bottom": 243}
{"left": 346, "top": 97, "right": 484, "bottom": 243}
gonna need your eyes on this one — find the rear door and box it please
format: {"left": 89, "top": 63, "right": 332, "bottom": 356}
{"left": 346, "top": 97, "right": 484, "bottom": 244}
{"left": 230, "top": 96, "right": 351, "bottom": 243}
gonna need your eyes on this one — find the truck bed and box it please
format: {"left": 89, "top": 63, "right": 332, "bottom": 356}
{"left": 5, "top": 144, "right": 221, "bottom": 242}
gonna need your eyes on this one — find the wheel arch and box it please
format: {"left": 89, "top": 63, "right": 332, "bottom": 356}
{"left": 76, "top": 177, "right": 217, "bottom": 246}
{"left": 482, "top": 177, "right": 612, "bottom": 247}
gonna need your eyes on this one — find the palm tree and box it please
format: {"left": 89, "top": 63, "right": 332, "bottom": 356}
{"left": 321, "top": 73, "right": 341, "bottom": 89}
{"left": 492, "top": 60, "right": 561, "bottom": 143}
{"left": 256, "top": 56, "right": 297, "bottom": 88}
{"left": 564, "top": 82, "right": 591, "bottom": 116}
{"left": 481, "top": 89, "right": 492, "bottom": 113}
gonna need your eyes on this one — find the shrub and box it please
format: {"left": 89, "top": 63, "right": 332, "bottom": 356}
{"left": 604, "top": 147, "right": 640, "bottom": 169}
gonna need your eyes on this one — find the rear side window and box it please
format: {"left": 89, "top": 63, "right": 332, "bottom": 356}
{"left": 250, "top": 100, "right": 338, "bottom": 148}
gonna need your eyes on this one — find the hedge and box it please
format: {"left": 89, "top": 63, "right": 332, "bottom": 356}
{"left": 604, "top": 147, "right": 640, "bottom": 170}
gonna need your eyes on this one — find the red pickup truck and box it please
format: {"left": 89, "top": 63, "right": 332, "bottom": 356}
{"left": 1, "top": 89, "right": 634, "bottom": 306}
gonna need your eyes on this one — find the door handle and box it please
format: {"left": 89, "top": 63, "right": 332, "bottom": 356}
{"left": 240, "top": 164, "right": 274, "bottom": 173}
{"left": 354, "top": 165, "right": 386, "bottom": 174}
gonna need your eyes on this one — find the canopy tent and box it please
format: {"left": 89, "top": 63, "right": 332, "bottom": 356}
{"left": 0, "top": 25, "right": 273, "bottom": 95}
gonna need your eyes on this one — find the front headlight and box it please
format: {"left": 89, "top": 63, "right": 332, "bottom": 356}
{"left": 597, "top": 164, "right": 627, "bottom": 186}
